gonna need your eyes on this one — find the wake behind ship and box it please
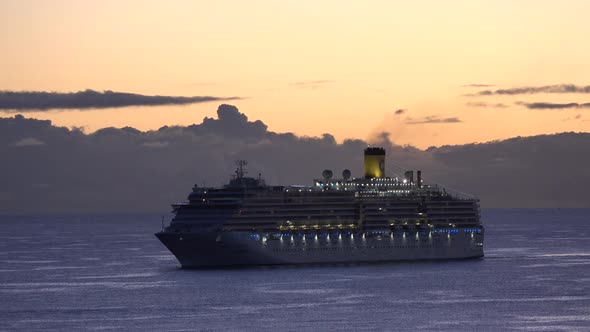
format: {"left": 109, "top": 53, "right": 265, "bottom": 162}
{"left": 156, "top": 148, "right": 484, "bottom": 267}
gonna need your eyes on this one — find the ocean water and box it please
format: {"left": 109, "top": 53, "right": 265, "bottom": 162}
{"left": 1, "top": 209, "right": 589, "bottom": 331}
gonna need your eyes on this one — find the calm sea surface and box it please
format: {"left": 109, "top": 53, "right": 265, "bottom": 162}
{"left": 1, "top": 209, "right": 589, "bottom": 331}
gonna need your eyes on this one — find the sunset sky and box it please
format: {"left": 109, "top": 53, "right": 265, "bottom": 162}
{"left": 1, "top": 0, "right": 589, "bottom": 148}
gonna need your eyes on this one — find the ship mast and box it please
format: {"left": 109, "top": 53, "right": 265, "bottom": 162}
{"left": 235, "top": 160, "right": 248, "bottom": 179}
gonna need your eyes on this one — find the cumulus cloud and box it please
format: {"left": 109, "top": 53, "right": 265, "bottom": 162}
{"left": 465, "top": 102, "right": 508, "bottom": 108}
{"left": 0, "top": 89, "right": 242, "bottom": 111}
{"left": 467, "top": 84, "right": 590, "bottom": 96}
{"left": 405, "top": 116, "right": 461, "bottom": 124}
{"left": 516, "top": 101, "right": 590, "bottom": 109}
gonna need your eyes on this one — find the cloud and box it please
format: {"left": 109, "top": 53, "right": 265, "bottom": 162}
{"left": 0, "top": 89, "right": 242, "bottom": 111}
{"left": 561, "top": 113, "right": 583, "bottom": 121}
{"left": 192, "top": 104, "right": 268, "bottom": 138}
{"left": 405, "top": 116, "right": 461, "bottom": 124}
{"left": 431, "top": 132, "right": 590, "bottom": 207}
{"left": 142, "top": 141, "right": 169, "bottom": 148}
{"left": 394, "top": 109, "right": 406, "bottom": 115}
{"left": 468, "top": 84, "right": 590, "bottom": 96}
{"left": 516, "top": 101, "right": 590, "bottom": 109}
{"left": 465, "top": 102, "right": 508, "bottom": 108}
{"left": 1, "top": 105, "right": 590, "bottom": 213}
{"left": 462, "top": 83, "right": 495, "bottom": 87}
{"left": 290, "top": 80, "right": 333, "bottom": 89}
{"left": 13, "top": 137, "right": 45, "bottom": 147}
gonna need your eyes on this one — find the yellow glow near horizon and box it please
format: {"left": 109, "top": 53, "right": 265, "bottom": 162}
{"left": 1, "top": 0, "right": 589, "bottom": 148}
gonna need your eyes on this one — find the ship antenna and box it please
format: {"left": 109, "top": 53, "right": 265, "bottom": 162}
{"left": 235, "top": 160, "right": 248, "bottom": 179}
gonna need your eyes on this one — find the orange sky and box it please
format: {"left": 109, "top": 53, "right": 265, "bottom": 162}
{"left": 1, "top": 0, "right": 589, "bottom": 148}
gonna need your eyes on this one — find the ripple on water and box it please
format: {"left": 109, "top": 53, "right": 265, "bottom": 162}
{"left": 386, "top": 295, "right": 590, "bottom": 305}
{"left": 73, "top": 273, "right": 158, "bottom": 279}
{"left": 521, "top": 262, "right": 590, "bottom": 268}
{"left": 0, "top": 280, "right": 176, "bottom": 292}
{"left": 1, "top": 260, "right": 60, "bottom": 264}
{"left": 33, "top": 266, "right": 96, "bottom": 271}
{"left": 254, "top": 286, "right": 340, "bottom": 295}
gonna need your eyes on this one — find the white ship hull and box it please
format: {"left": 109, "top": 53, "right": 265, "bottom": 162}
{"left": 156, "top": 229, "right": 484, "bottom": 267}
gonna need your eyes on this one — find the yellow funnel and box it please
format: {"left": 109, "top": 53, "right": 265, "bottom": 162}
{"left": 364, "top": 147, "right": 385, "bottom": 178}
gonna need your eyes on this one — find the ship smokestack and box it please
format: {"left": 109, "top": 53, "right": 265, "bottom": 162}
{"left": 364, "top": 147, "right": 385, "bottom": 179}
{"left": 404, "top": 171, "right": 414, "bottom": 183}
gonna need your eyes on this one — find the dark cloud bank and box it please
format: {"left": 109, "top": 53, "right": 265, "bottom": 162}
{"left": 0, "top": 89, "right": 241, "bottom": 111}
{"left": 1, "top": 104, "right": 589, "bottom": 213}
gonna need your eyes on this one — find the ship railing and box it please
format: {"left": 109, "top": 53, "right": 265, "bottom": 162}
{"left": 427, "top": 184, "right": 477, "bottom": 201}
{"left": 160, "top": 213, "right": 175, "bottom": 231}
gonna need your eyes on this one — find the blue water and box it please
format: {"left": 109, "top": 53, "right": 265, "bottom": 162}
{"left": 1, "top": 209, "right": 589, "bottom": 331}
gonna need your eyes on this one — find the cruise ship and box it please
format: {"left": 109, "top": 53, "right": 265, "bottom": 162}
{"left": 156, "top": 148, "right": 484, "bottom": 267}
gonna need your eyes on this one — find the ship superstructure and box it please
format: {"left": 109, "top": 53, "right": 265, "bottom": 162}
{"left": 156, "top": 148, "right": 484, "bottom": 267}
